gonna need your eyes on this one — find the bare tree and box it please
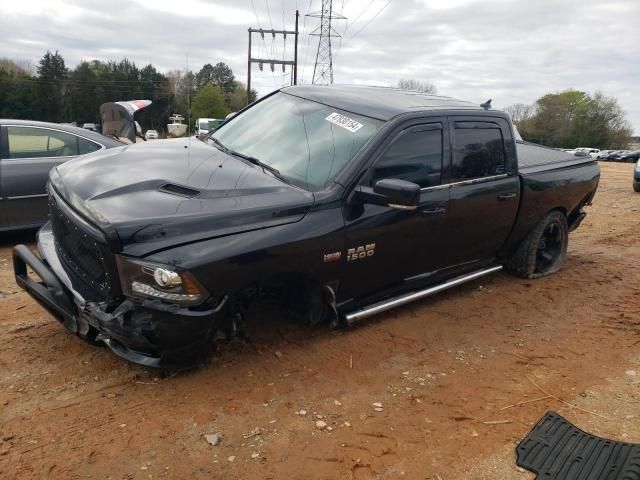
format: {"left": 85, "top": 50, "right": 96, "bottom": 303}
{"left": 0, "top": 57, "right": 35, "bottom": 75}
{"left": 397, "top": 79, "right": 437, "bottom": 94}
{"left": 503, "top": 103, "right": 537, "bottom": 126}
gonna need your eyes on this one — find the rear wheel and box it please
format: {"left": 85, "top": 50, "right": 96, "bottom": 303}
{"left": 506, "top": 211, "right": 568, "bottom": 278}
{"left": 633, "top": 181, "right": 640, "bottom": 193}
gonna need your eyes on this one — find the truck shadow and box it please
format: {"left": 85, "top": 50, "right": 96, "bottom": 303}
{"left": 0, "top": 229, "right": 38, "bottom": 248}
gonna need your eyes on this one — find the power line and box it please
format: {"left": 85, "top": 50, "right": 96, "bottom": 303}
{"left": 249, "top": 0, "right": 279, "bottom": 89}
{"left": 346, "top": 0, "right": 375, "bottom": 33}
{"left": 346, "top": 0, "right": 392, "bottom": 41}
{"left": 247, "top": 11, "right": 300, "bottom": 104}
{"left": 333, "top": 0, "right": 391, "bottom": 64}
{"left": 299, "top": 0, "right": 314, "bottom": 83}
{"left": 264, "top": 0, "right": 280, "bottom": 61}
{"left": 264, "top": 0, "right": 274, "bottom": 29}
{"left": 326, "top": 0, "right": 370, "bottom": 67}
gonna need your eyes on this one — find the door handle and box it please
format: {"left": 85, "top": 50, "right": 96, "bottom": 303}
{"left": 420, "top": 207, "right": 446, "bottom": 216}
{"left": 497, "top": 192, "right": 517, "bottom": 201}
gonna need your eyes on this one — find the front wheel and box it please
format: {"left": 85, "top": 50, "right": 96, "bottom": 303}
{"left": 506, "top": 211, "right": 568, "bottom": 278}
{"left": 633, "top": 181, "right": 640, "bottom": 193}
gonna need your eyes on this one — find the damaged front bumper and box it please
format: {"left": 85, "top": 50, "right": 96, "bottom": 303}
{"left": 13, "top": 225, "right": 222, "bottom": 369}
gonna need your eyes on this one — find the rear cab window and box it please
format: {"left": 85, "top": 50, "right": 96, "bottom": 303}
{"left": 451, "top": 121, "right": 507, "bottom": 181}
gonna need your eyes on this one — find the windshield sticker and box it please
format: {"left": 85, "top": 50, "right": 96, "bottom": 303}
{"left": 325, "top": 112, "right": 364, "bottom": 133}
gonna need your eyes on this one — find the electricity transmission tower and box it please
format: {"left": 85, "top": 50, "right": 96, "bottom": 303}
{"left": 308, "top": 0, "right": 346, "bottom": 85}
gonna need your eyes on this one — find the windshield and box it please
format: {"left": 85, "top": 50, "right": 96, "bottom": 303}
{"left": 211, "top": 92, "right": 382, "bottom": 190}
{"left": 199, "top": 120, "right": 210, "bottom": 130}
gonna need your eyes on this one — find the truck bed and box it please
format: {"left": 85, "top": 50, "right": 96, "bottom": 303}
{"left": 517, "top": 141, "right": 596, "bottom": 175}
{"left": 501, "top": 141, "right": 600, "bottom": 256}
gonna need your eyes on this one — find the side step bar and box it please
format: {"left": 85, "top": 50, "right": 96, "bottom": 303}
{"left": 344, "top": 265, "right": 503, "bottom": 325}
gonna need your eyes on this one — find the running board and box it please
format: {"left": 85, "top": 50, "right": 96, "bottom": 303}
{"left": 344, "top": 265, "right": 503, "bottom": 325}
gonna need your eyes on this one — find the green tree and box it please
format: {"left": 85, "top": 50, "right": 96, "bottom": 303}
{"left": 530, "top": 90, "right": 590, "bottom": 147}
{"left": 196, "top": 62, "right": 235, "bottom": 92}
{"left": 37, "top": 50, "right": 67, "bottom": 122}
{"left": 65, "top": 61, "right": 98, "bottom": 124}
{"left": 0, "top": 62, "right": 37, "bottom": 119}
{"left": 191, "top": 84, "right": 228, "bottom": 126}
{"left": 210, "top": 62, "right": 235, "bottom": 93}
{"left": 226, "top": 80, "right": 257, "bottom": 111}
{"left": 506, "top": 90, "right": 632, "bottom": 149}
{"left": 196, "top": 63, "right": 215, "bottom": 89}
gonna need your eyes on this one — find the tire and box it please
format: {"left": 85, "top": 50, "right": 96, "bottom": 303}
{"left": 633, "top": 182, "right": 640, "bottom": 193}
{"left": 506, "top": 211, "right": 568, "bottom": 279}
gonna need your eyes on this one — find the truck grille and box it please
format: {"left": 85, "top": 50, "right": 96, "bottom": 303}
{"left": 49, "top": 194, "right": 117, "bottom": 302}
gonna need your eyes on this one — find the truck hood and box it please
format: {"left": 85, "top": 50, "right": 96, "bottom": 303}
{"left": 53, "top": 138, "right": 315, "bottom": 256}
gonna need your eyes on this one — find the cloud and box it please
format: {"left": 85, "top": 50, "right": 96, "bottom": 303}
{"left": 0, "top": 0, "right": 638, "bottom": 133}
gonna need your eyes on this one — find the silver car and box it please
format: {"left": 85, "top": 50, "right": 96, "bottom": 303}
{"left": 0, "top": 120, "right": 122, "bottom": 231}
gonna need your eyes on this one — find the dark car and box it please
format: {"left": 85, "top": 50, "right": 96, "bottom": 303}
{"left": 633, "top": 159, "right": 640, "bottom": 192}
{"left": 0, "top": 120, "right": 122, "bottom": 231}
{"left": 13, "top": 85, "right": 600, "bottom": 369}
{"left": 603, "top": 150, "right": 633, "bottom": 162}
{"left": 620, "top": 150, "right": 640, "bottom": 163}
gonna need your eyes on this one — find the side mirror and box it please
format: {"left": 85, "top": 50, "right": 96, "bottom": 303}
{"left": 354, "top": 178, "right": 420, "bottom": 211}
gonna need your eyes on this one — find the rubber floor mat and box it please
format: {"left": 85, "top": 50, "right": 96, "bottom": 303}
{"left": 516, "top": 411, "right": 640, "bottom": 479}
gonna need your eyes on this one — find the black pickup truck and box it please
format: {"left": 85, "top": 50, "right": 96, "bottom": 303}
{"left": 13, "top": 85, "right": 600, "bottom": 369}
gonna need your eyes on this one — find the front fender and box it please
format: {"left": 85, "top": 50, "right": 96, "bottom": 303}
{"left": 146, "top": 205, "right": 346, "bottom": 298}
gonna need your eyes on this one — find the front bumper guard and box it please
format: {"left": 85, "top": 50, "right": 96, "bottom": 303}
{"left": 13, "top": 241, "right": 222, "bottom": 369}
{"left": 13, "top": 244, "right": 78, "bottom": 332}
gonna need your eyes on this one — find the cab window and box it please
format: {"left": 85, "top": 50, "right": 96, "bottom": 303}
{"left": 7, "top": 126, "right": 79, "bottom": 159}
{"left": 372, "top": 124, "right": 443, "bottom": 188}
{"left": 452, "top": 124, "right": 506, "bottom": 181}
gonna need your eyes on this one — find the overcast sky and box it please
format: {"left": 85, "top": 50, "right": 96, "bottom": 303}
{"left": 1, "top": 0, "right": 638, "bottom": 133}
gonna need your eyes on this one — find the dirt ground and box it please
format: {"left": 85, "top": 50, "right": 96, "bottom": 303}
{"left": 1, "top": 162, "right": 639, "bottom": 480}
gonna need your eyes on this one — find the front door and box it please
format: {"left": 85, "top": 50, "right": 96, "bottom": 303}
{"left": 340, "top": 119, "right": 451, "bottom": 303}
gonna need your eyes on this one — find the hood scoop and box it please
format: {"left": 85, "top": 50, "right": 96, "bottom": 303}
{"left": 159, "top": 183, "right": 201, "bottom": 198}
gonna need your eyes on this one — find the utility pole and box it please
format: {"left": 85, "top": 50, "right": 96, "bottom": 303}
{"left": 247, "top": 10, "right": 299, "bottom": 106}
{"left": 308, "top": 0, "right": 346, "bottom": 85}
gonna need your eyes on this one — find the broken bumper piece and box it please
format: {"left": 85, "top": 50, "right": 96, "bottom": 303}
{"left": 13, "top": 226, "right": 220, "bottom": 369}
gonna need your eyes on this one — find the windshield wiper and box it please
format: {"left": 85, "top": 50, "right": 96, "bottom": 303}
{"left": 228, "top": 150, "right": 290, "bottom": 184}
{"left": 210, "top": 136, "right": 229, "bottom": 153}
{"left": 211, "top": 137, "right": 289, "bottom": 184}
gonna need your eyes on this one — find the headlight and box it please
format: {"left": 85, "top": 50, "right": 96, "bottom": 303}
{"left": 116, "top": 256, "right": 208, "bottom": 306}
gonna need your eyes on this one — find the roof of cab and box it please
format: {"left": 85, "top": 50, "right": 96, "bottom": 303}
{"left": 281, "top": 84, "right": 484, "bottom": 121}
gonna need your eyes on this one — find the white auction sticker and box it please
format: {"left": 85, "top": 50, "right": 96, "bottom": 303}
{"left": 325, "top": 112, "right": 364, "bottom": 133}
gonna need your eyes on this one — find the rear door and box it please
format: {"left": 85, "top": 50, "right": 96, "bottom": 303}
{"left": 0, "top": 125, "right": 98, "bottom": 228}
{"left": 442, "top": 117, "right": 519, "bottom": 267}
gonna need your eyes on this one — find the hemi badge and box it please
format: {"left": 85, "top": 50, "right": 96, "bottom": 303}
{"left": 323, "top": 251, "right": 342, "bottom": 263}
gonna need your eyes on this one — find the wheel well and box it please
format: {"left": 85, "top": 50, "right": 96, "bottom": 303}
{"left": 231, "top": 272, "right": 331, "bottom": 326}
{"left": 233, "top": 272, "right": 318, "bottom": 307}
{"left": 550, "top": 206, "right": 568, "bottom": 217}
